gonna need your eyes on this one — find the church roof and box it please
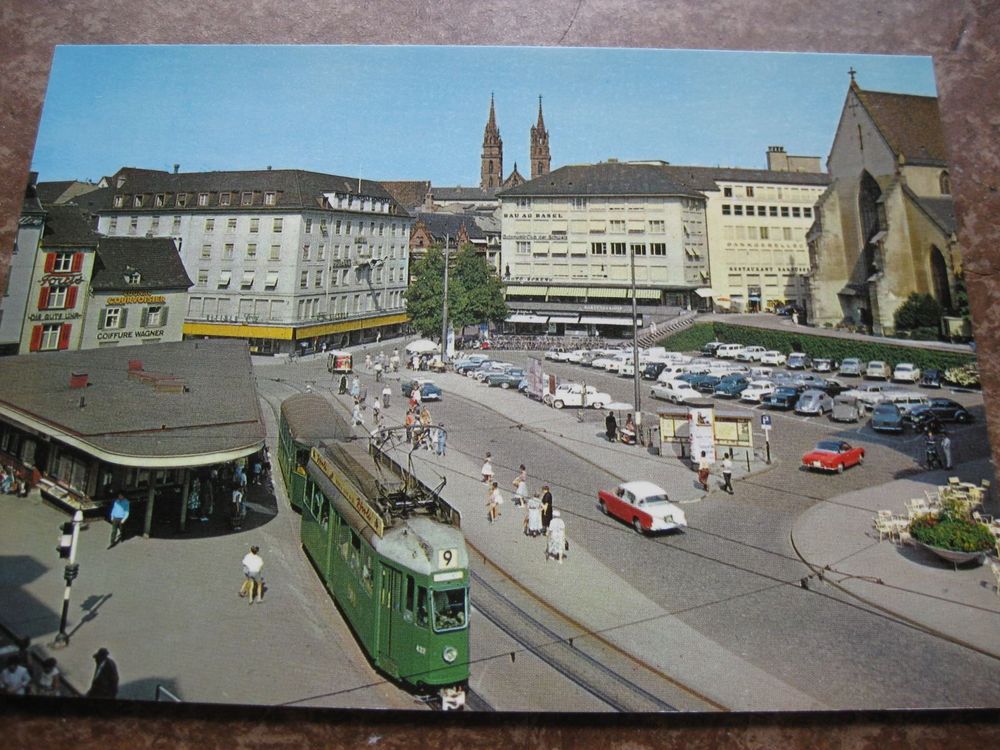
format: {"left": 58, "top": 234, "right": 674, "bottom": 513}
{"left": 855, "top": 88, "right": 949, "bottom": 166}
{"left": 91, "top": 236, "right": 193, "bottom": 292}
{"left": 904, "top": 187, "right": 957, "bottom": 235}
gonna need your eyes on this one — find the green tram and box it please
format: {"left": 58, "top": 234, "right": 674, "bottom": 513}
{"left": 300, "top": 435, "right": 470, "bottom": 700}
{"left": 277, "top": 394, "right": 352, "bottom": 511}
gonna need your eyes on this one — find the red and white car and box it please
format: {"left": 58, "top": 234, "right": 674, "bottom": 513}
{"left": 597, "top": 481, "right": 688, "bottom": 534}
{"left": 801, "top": 440, "right": 865, "bottom": 473}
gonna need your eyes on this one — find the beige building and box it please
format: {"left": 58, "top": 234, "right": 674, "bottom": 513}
{"left": 807, "top": 80, "right": 958, "bottom": 334}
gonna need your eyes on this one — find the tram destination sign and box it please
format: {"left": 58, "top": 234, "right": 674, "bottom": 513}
{"left": 310, "top": 446, "right": 385, "bottom": 537}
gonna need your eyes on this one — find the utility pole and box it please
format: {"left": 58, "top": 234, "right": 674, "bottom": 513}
{"left": 630, "top": 245, "right": 642, "bottom": 437}
{"left": 441, "top": 235, "right": 450, "bottom": 364}
{"left": 52, "top": 510, "right": 83, "bottom": 648}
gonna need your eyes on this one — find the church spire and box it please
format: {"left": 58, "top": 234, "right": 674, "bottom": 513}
{"left": 481, "top": 94, "right": 503, "bottom": 190}
{"left": 530, "top": 94, "right": 551, "bottom": 180}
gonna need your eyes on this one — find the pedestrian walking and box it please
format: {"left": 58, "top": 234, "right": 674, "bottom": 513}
{"left": 1, "top": 655, "right": 30, "bottom": 696}
{"left": 364, "top": 353, "right": 372, "bottom": 371}
{"left": 525, "top": 493, "right": 543, "bottom": 537}
{"left": 481, "top": 453, "right": 494, "bottom": 484}
{"left": 86, "top": 648, "right": 119, "bottom": 699}
{"left": 697, "top": 451, "right": 713, "bottom": 492}
{"left": 540, "top": 485, "right": 554, "bottom": 531}
{"left": 721, "top": 453, "right": 734, "bottom": 495}
{"left": 374, "top": 361, "right": 383, "bottom": 382}
{"left": 34, "top": 657, "right": 61, "bottom": 697}
{"left": 251, "top": 458, "right": 262, "bottom": 486}
{"left": 350, "top": 375, "right": 360, "bottom": 399}
{"left": 108, "top": 490, "right": 130, "bottom": 547}
{"left": 545, "top": 510, "right": 567, "bottom": 563}
{"left": 512, "top": 464, "right": 528, "bottom": 507}
{"left": 940, "top": 432, "right": 953, "bottom": 470}
{"left": 381, "top": 384, "right": 391, "bottom": 409}
{"left": 404, "top": 410, "right": 416, "bottom": 443}
{"left": 231, "top": 483, "right": 246, "bottom": 529}
{"left": 436, "top": 423, "right": 447, "bottom": 456}
{"left": 241, "top": 545, "right": 265, "bottom": 604}
{"left": 352, "top": 399, "right": 363, "bottom": 427}
{"left": 338, "top": 374, "right": 348, "bottom": 395}
{"left": 390, "top": 349, "right": 400, "bottom": 372}
{"left": 605, "top": 411, "right": 618, "bottom": 442}
{"left": 486, "top": 482, "right": 503, "bottom": 523}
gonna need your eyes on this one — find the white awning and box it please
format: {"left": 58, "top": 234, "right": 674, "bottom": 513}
{"left": 265, "top": 272, "right": 280, "bottom": 289}
{"left": 217, "top": 271, "right": 232, "bottom": 288}
{"left": 241, "top": 272, "right": 256, "bottom": 287}
{"left": 547, "top": 314, "right": 579, "bottom": 324}
{"left": 580, "top": 316, "right": 636, "bottom": 326}
{"left": 508, "top": 313, "right": 548, "bottom": 323}
{"left": 694, "top": 287, "right": 714, "bottom": 298}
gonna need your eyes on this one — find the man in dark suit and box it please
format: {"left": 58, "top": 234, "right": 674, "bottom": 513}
{"left": 87, "top": 648, "right": 119, "bottom": 699}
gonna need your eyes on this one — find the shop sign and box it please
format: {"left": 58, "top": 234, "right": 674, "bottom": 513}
{"left": 27, "top": 311, "right": 82, "bottom": 322}
{"left": 106, "top": 294, "right": 167, "bottom": 305}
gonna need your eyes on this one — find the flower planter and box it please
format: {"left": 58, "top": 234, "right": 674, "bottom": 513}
{"left": 917, "top": 541, "right": 986, "bottom": 569}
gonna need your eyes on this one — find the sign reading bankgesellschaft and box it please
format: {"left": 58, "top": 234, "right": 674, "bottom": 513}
{"left": 310, "top": 446, "right": 385, "bottom": 537}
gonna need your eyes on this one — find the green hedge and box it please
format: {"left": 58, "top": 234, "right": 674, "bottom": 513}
{"left": 910, "top": 515, "right": 994, "bottom": 553}
{"left": 656, "top": 322, "right": 976, "bottom": 373}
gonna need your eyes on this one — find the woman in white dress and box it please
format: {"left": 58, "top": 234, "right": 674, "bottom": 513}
{"left": 546, "top": 510, "right": 566, "bottom": 562}
{"left": 525, "top": 494, "right": 543, "bottom": 537}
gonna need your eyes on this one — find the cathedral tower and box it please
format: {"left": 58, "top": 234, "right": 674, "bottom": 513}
{"left": 481, "top": 94, "right": 503, "bottom": 190}
{"left": 530, "top": 95, "right": 551, "bottom": 179}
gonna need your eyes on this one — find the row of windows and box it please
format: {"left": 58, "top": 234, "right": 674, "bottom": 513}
{"left": 196, "top": 241, "right": 406, "bottom": 264}
{"left": 590, "top": 242, "right": 669, "bottom": 256}
{"left": 721, "top": 204, "right": 812, "bottom": 218}
{"left": 99, "top": 305, "right": 168, "bottom": 330}
{"left": 721, "top": 185, "right": 821, "bottom": 201}
{"left": 196, "top": 265, "right": 403, "bottom": 290}
{"left": 186, "top": 290, "right": 404, "bottom": 320}
{"left": 723, "top": 226, "right": 803, "bottom": 242}
{"left": 113, "top": 190, "right": 281, "bottom": 209}
{"left": 108, "top": 215, "right": 411, "bottom": 240}
{"left": 511, "top": 197, "right": 703, "bottom": 210}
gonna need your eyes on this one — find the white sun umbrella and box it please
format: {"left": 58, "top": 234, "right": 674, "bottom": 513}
{"left": 405, "top": 338, "right": 439, "bottom": 354}
{"left": 603, "top": 401, "right": 634, "bottom": 412}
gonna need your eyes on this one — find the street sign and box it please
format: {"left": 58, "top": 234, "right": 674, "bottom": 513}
{"left": 760, "top": 415, "right": 772, "bottom": 428}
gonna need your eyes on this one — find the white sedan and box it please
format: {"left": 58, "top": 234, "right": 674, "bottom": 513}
{"left": 740, "top": 380, "right": 777, "bottom": 403}
{"left": 760, "top": 350, "right": 787, "bottom": 366}
{"left": 542, "top": 384, "right": 612, "bottom": 409}
{"left": 597, "top": 481, "right": 688, "bottom": 534}
{"left": 736, "top": 346, "right": 767, "bottom": 362}
{"left": 893, "top": 363, "right": 922, "bottom": 383}
{"left": 650, "top": 379, "right": 700, "bottom": 404}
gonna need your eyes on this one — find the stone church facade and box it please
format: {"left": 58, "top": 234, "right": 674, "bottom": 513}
{"left": 807, "top": 78, "right": 959, "bottom": 335}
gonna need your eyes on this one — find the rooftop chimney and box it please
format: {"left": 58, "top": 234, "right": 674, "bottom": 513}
{"left": 173, "top": 163, "right": 180, "bottom": 174}
{"left": 69, "top": 371, "right": 88, "bottom": 389}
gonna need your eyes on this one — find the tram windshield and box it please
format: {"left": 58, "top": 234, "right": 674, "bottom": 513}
{"left": 431, "top": 588, "right": 468, "bottom": 632}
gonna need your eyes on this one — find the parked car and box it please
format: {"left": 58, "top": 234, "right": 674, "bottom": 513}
{"left": 689, "top": 374, "right": 722, "bottom": 393}
{"left": 792, "top": 373, "right": 828, "bottom": 389}
{"left": 455, "top": 358, "right": 491, "bottom": 375}
{"left": 921, "top": 397, "right": 975, "bottom": 423}
{"left": 485, "top": 368, "right": 526, "bottom": 388}
{"left": 763, "top": 385, "right": 805, "bottom": 410}
{"left": 801, "top": 440, "right": 865, "bottom": 473}
{"left": 786, "top": 352, "right": 811, "bottom": 370}
{"left": 740, "top": 380, "right": 777, "bottom": 403}
{"left": 819, "top": 378, "right": 850, "bottom": 397}
{"left": 831, "top": 394, "right": 864, "bottom": 422}
{"left": 474, "top": 362, "right": 515, "bottom": 381}
{"left": 736, "top": 346, "right": 767, "bottom": 362}
{"left": 701, "top": 341, "right": 725, "bottom": 356}
{"left": 760, "top": 350, "right": 787, "bottom": 366}
{"left": 400, "top": 378, "right": 443, "bottom": 401}
{"left": 838, "top": 358, "right": 863, "bottom": 376}
{"left": 650, "top": 379, "right": 700, "bottom": 404}
{"left": 871, "top": 402, "right": 905, "bottom": 433}
{"left": 577, "top": 350, "right": 603, "bottom": 367}
{"left": 879, "top": 391, "right": 929, "bottom": 417}
{"left": 714, "top": 375, "right": 750, "bottom": 398}
{"left": 715, "top": 344, "right": 746, "bottom": 359}
{"left": 564, "top": 350, "right": 590, "bottom": 364}
{"left": 812, "top": 358, "right": 834, "bottom": 373}
{"left": 844, "top": 383, "right": 902, "bottom": 411}
{"left": 643, "top": 361, "right": 670, "bottom": 380}
{"left": 542, "top": 383, "right": 612, "bottom": 409}
{"left": 892, "top": 362, "right": 922, "bottom": 383}
{"left": 597, "top": 481, "right": 687, "bottom": 535}
{"left": 795, "top": 389, "right": 834, "bottom": 415}
{"left": 919, "top": 368, "right": 943, "bottom": 388}
{"left": 865, "top": 360, "right": 892, "bottom": 380}
{"left": 544, "top": 348, "right": 573, "bottom": 361}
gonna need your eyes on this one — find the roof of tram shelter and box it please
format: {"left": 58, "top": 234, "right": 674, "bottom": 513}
{"left": 497, "top": 160, "right": 829, "bottom": 200}
{"left": 0, "top": 339, "right": 265, "bottom": 468}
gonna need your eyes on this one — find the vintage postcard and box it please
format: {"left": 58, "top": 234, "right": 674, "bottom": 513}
{"left": 1, "top": 45, "right": 994, "bottom": 712}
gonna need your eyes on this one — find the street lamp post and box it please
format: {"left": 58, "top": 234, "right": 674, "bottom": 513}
{"left": 441, "top": 234, "right": 450, "bottom": 364}
{"left": 630, "top": 244, "right": 642, "bottom": 437}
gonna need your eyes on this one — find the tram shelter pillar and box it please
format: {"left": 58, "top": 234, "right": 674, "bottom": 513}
{"left": 178, "top": 468, "right": 191, "bottom": 533}
{"left": 142, "top": 483, "right": 156, "bottom": 539}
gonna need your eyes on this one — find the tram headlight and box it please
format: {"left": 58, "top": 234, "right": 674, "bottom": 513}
{"left": 442, "top": 646, "right": 458, "bottom": 664}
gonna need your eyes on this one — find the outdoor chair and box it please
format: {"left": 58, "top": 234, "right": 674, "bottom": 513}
{"left": 991, "top": 563, "right": 1000, "bottom": 597}
{"left": 896, "top": 525, "right": 913, "bottom": 546}
{"left": 924, "top": 489, "right": 940, "bottom": 506}
{"left": 873, "top": 513, "right": 894, "bottom": 542}
{"left": 948, "top": 476, "right": 961, "bottom": 486}
{"left": 973, "top": 510, "right": 994, "bottom": 525}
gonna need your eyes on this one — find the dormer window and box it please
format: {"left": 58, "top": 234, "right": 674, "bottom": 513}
{"left": 219, "top": 192, "right": 232, "bottom": 206}
{"left": 124, "top": 270, "right": 142, "bottom": 285}
{"left": 198, "top": 192, "right": 209, "bottom": 206}
{"left": 154, "top": 194, "right": 165, "bottom": 207}
{"left": 113, "top": 195, "right": 124, "bottom": 208}
{"left": 133, "top": 195, "right": 143, "bottom": 208}
{"left": 264, "top": 191, "right": 276, "bottom": 206}
{"left": 241, "top": 191, "right": 254, "bottom": 206}
{"left": 176, "top": 193, "right": 188, "bottom": 207}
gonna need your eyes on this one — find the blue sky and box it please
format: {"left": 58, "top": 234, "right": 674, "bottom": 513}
{"left": 31, "top": 46, "right": 937, "bottom": 184}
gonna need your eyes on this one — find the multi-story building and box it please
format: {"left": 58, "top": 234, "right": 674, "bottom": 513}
{"left": 0, "top": 174, "right": 47, "bottom": 354}
{"left": 808, "top": 78, "right": 959, "bottom": 335}
{"left": 667, "top": 153, "right": 828, "bottom": 312}
{"left": 498, "top": 161, "right": 709, "bottom": 334}
{"left": 93, "top": 167, "right": 412, "bottom": 354}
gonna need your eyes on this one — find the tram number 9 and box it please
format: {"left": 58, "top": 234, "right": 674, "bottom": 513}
{"left": 438, "top": 548, "right": 459, "bottom": 569}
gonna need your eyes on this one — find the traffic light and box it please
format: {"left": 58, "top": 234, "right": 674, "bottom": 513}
{"left": 57, "top": 522, "right": 73, "bottom": 559}
{"left": 63, "top": 564, "right": 79, "bottom": 583}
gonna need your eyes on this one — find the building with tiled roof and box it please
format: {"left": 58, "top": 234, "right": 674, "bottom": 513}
{"left": 496, "top": 153, "right": 828, "bottom": 333}
{"left": 378, "top": 180, "right": 432, "bottom": 212}
{"left": 92, "top": 166, "right": 414, "bottom": 354}
{"left": 807, "top": 78, "right": 961, "bottom": 335}
{"left": 0, "top": 174, "right": 47, "bottom": 353}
